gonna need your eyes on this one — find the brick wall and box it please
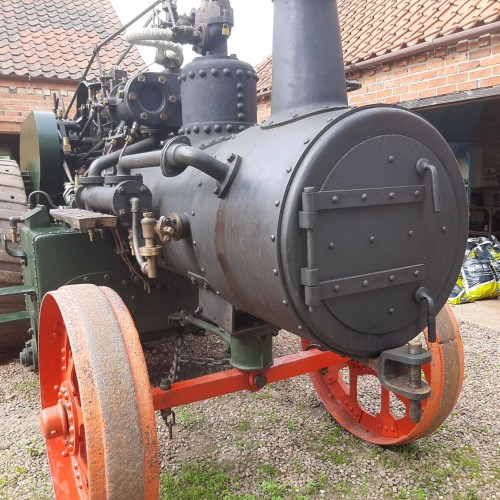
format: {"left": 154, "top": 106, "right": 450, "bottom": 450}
{"left": 346, "top": 33, "right": 500, "bottom": 107}
{"left": 256, "top": 33, "right": 500, "bottom": 121}
{"left": 0, "top": 76, "right": 77, "bottom": 134}
{"left": 257, "top": 95, "right": 272, "bottom": 123}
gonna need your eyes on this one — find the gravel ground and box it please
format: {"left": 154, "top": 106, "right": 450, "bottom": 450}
{"left": 0, "top": 317, "right": 499, "bottom": 499}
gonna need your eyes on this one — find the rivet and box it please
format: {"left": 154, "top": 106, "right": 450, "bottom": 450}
{"left": 204, "top": 125, "right": 211, "bottom": 133}
{"left": 389, "top": 308, "right": 395, "bottom": 315}
{"left": 328, "top": 242, "right": 335, "bottom": 249}
{"left": 414, "top": 270, "right": 420, "bottom": 277}
{"left": 226, "top": 124, "right": 234, "bottom": 132}
{"left": 331, "top": 196, "right": 339, "bottom": 203}
{"left": 442, "top": 226, "right": 447, "bottom": 233}
{"left": 362, "top": 194, "right": 368, "bottom": 201}
{"left": 191, "top": 211, "right": 195, "bottom": 216}
{"left": 334, "top": 285, "right": 340, "bottom": 292}
{"left": 198, "top": 180, "right": 202, "bottom": 187}
{"left": 389, "top": 192, "right": 395, "bottom": 199}
{"left": 193, "top": 125, "right": 200, "bottom": 134}
{"left": 188, "top": 70, "right": 195, "bottom": 79}
{"left": 414, "top": 190, "right": 420, "bottom": 197}
{"left": 185, "top": 127, "right": 191, "bottom": 134}
{"left": 181, "top": 74, "right": 187, "bottom": 81}
{"left": 239, "top": 125, "right": 246, "bottom": 132}
{"left": 83, "top": 276, "right": 89, "bottom": 283}
{"left": 389, "top": 275, "right": 395, "bottom": 281}
{"left": 298, "top": 325, "right": 303, "bottom": 331}
{"left": 214, "top": 124, "right": 222, "bottom": 133}
{"left": 201, "top": 268, "right": 206, "bottom": 273}
{"left": 283, "top": 300, "right": 288, "bottom": 306}
{"left": 363, "top": 280, "right": 369, "bottom": 287}
{"left": 211, "top": 68, "right": 219, "bottom": 76}
{"left": 273, "top": 269, "right": 278, "bottom": 276}
{"left": 304, "top": 139, "right": 310, "bottom": 144}
{"left": 236, "top": 83, "right": 244, "bottom": 90}
{"left": 270, "top": 235, "right": 276, "bottom": 242}
{"left": 286, "top": 167, "right": 292, "bottom": 173}
{"left": 388, "top": 156, "right": 394, "bottom": 163}
{"left": 237, "top": 103, "right": 244, "bottom": 110}
{"left": 237, "top": 113, "right": 245, "bottom": 121}
{"left": 274, "top": 200, "right": 280, "bottom": 207}
{"left": 369, "top": 236, "right": 376, "bottom": 243}
{"left": 199, "top": 69, "right": 206, "bottom": 78}
{"left": 223, "top": 68, "right": 231, "bottom": 76}
{"left": 408, "top": 230, "right": 414, "bottom": 237}
{"left": 236, "top": 69, "right": 244, "bottom": 77}
{"left": 246, "top": 70, "right": 252, "bottom": 78}
{"left": 237, "top": 93, "right": 244, "bottom": 101}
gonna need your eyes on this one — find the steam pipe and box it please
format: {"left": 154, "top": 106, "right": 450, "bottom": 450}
{"left": 270, "top": 0, "right": 348, "bottom": 121}
{"left": 86, "top": 136, "right": 160, "bottom": 177}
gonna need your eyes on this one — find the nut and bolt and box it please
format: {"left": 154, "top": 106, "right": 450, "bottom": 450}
{"left": 168, "top": 95, "right": 177, "bottom": 103}
{"left": 128, "top": 93, "right": 137, "bottom": 101}
{"left": 138, "top": 75, "right": 146, "bottom": 82}
{"left": 158, "top": 76, "right": 166, "bottom": 84}
{"left": 160, "top": 113, "right": 168, "bottom": 121}
{"left": 140, "top": 185, "right": 148, "bottom": 193}
{"left": 140, "top": 112, "right": 149, "bottom": 120}
{"left": 117, "top": 186, "right": 125, "bottom": 195}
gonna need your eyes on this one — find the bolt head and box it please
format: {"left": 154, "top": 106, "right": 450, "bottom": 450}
{"left": 138, "top": 75, "right": 146, "bottom": 82}
{"left": 128, "top": 93, "right": 137, "bottom": 101}
{"left": 158, "top": 76, "right": 166, "bottom": 84}
{"left": 140, "top": 112, "right": 149, "bottom": 120}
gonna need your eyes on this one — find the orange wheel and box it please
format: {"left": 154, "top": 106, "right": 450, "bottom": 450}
{"left": 303, "top": 305, "right": 464, "bottom": 445}
{"left": 38, "top": 284, "right": 159, "bottom": 498}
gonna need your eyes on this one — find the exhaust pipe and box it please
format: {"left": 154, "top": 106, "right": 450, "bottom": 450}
{"left": 270, "top": 0, "right": 348, "bottom": 122}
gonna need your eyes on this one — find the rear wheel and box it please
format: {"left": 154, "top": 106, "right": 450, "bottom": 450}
{"left": 303, "top": 305, "right": 464, "bottom": 445}
{"left": 39, "top": 284, "right": 159, "bottom": 498}
{"left": 0, "top": 159, "right": 29, "bottom": 354}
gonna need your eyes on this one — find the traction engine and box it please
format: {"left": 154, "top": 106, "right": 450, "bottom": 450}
{"left": 0, "top": 0, "right": 468, "bottom": 497}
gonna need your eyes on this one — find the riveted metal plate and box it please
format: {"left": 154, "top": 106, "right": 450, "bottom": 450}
{"left": 303, "top": 264, "right": 425, "bottom": 306}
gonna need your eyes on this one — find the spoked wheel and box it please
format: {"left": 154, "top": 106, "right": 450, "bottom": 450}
{"left": 303, "top": 305, "right": 464, "bottom": 445}
{"left": 38, "top": 284, "right": 159, "bottom": 498}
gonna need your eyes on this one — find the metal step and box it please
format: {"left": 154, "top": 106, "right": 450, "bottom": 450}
{"left": 0, "top": 285, "right": 35, "bottom": 298}
{"left": 0, "top": 310, "right": 30, "bottom": 324}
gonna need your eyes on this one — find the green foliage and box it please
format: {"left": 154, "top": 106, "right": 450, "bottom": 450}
{"left": 27, "top": 440, "right": 42, "bottom": 458}
{"left": 235, "top": 420, "right": 251, "bottom": 432}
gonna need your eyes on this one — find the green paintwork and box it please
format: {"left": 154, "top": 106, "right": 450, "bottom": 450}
{"left": 230, "top": 334, "right": 273, "bottom": 371}
{"left": 20, "top": 111, "right": 63, "bottom": 197}
{"left": 0, "top": 311, "right": 30, "bottom": 324}
{"left": 0, "top": 285, "right": 35, "bottom": 297}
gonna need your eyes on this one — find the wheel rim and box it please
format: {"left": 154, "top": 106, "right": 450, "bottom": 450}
{"left": 303, "top": 305, "right": 464, "bottom": 445}
{"left": 38, "top": 284, "right": 159, "bottom": 498}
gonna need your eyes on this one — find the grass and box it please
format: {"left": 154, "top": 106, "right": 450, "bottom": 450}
{"left": 27, "top": 439, "right": 42, "bottom": 458}
{"left": 175, "top": 407, "right": 204, "bottom": 429}
{"left": 235, "top": 420, "right": 251, "bottom": 432}
{"left": 160, "top": 461, "right": 231, "bottom": 500}
{"left": 12, "top": 379, "right": 39, "bottom": 394}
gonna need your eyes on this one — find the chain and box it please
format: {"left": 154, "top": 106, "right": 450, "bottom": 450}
{"left": 178, "top": 355, "right": 231, "bottom": 369}
{"left": 159, "top": 334, "right": 184, "bottom": 391}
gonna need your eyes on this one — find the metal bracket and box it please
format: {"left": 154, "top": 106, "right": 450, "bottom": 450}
{"left": 215, "top": 153, "right": 241, "bottom": 199}
{"left": 415, "top": 287, "right": 437, "bottom": 343}
{"left": 1, "top": 234, "right": 27, "bottom": 264}
{"left": 375, "top": 344, "right": 431, "bottom": 400}
{"left": 416, "top": 158, "right": 441, "bottom": 213}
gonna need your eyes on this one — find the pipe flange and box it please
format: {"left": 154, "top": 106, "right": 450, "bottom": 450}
{"left": 160, "top": 136, "right": 191, "bottom": 177}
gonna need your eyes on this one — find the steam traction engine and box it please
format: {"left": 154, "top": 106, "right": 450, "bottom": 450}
{"left": 0, "top": 0, "right": 467, "bottom": 497}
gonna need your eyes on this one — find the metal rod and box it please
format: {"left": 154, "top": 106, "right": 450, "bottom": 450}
{"left": 182, "top": 315, "right": 231, "bottom": 345}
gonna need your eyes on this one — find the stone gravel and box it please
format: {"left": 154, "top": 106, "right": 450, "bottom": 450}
{"left": 0, "top": 316, "right": 499, "bottom": 499}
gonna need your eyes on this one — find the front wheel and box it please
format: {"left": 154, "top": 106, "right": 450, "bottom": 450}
{"left": 303, "top": 305, "right": 464, "bottom": 445}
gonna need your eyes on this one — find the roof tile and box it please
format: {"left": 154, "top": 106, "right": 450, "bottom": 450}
{"left": 0, "top": 0, "right": 144, "bottom": 80}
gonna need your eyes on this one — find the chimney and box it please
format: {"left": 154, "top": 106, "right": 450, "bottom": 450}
{"left": 270, "top": 0, "right": 348, "bottom": 122}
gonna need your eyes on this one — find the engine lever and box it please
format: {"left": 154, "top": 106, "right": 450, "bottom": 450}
{"left": 416, "top": 158, "right": 441, "bottom": 213}
{"left": 415, "top": 287, "right": 436, "bottom": 343}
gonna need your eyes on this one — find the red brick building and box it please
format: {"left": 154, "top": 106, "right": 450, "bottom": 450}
{"left": 0, "top": 0, "right": 143, "bottom": 161}
{"left": 256, "top": 0, "right": 500, "bottom": 236}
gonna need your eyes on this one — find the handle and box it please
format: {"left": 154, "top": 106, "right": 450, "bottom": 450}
{"left": 415, "top": 287, "right": 436, "bottom": 343}
{"left": 416, "top": 158, "right": 441, "bottom": 213}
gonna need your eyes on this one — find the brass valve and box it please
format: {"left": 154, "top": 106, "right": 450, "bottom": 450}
{"left": 139, "top": 212, "right": 162, "bottom": 279}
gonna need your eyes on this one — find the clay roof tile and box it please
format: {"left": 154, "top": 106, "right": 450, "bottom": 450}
{"left": 0, "top": 0, "right": 144, "bottom": 80}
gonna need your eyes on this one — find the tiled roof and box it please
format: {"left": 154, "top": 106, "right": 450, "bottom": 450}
{"left": 256, "top": 0, "right": 500, "bottom": 95}
{"left": 0, "top": 0, "right": 144, "bottom": 80}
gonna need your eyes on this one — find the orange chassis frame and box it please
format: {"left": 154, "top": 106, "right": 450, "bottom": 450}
{"left": 152, "top": 348, "right": 339, "bottom": 411}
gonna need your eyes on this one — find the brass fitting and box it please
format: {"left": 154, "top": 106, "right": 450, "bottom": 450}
{"left": 62, "top": 137, "right": 72, "bottom": 153}
{"left": 156, "top": 213, "right": 184, "bottom": 243}
{"left": 139, "top": 212, "right": 162, "bottom": 278}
